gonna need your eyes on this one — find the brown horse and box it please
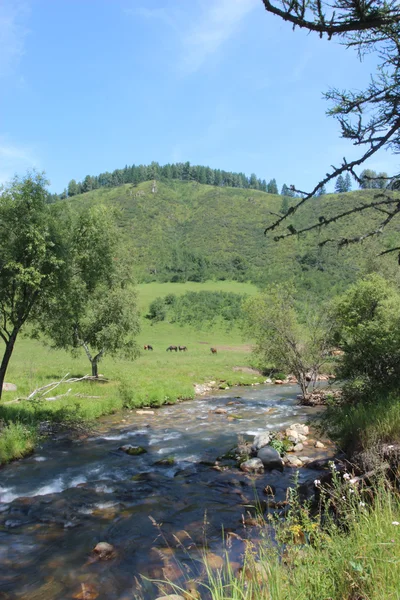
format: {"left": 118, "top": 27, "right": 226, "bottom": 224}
{"left": 166, "top": 345, "right": 178, "bottom": 352}
{"left": 178, "top": 345, "right": 187, "bottom": 352}
{"left": 144, "top": 345, "right": 153, "bottom": 351}
{"left": 210, "top": 347, "right": 217, "bottom": 354}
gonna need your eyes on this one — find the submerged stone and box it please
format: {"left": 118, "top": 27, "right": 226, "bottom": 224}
{"left": 119, "top": 445, "right": 147, "bottom": 455}
{"left": 155, "top": 456, "right": 175, "bottom": 466}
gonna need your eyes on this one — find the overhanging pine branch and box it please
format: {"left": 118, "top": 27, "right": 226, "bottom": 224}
{"left": 264, "top": 119, "right": 400, "bottom": 236}
{"left": 261, "top": 0, "right": 400, "bottom": 37}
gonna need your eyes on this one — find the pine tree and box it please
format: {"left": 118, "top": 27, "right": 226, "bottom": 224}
{"left": 267, "top": 179, "right": 278, "bottom": 194}
{"left": 344, "top": 172, "right": 352, "bottom": 192}
{"left": 335, "top": 175, "right": 346, "bottom": 193}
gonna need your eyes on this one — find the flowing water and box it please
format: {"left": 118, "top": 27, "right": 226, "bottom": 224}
{"left": 0, "top": 384, "right": 333, "bottom": 600}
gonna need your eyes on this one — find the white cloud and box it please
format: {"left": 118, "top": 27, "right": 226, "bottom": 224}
{"left": 0, "top": 1, "right": 29, "bottom": 77}
{"left": 180, "top": 0, "right": 258, "bottom": 75}
{"left": 0, "top": 139, "right": 39, "bottom": 185}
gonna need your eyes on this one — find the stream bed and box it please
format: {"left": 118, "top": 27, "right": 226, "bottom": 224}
{"left": 0, "top": 383, "right": 333, "bottom": 600}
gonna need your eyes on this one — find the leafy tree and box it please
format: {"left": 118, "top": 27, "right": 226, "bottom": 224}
{"left": 360, "top": 170, "right": 390, "bottom": 189}
{"left": 331, "top": 274, "right": 400, "bottom": 395}
{"left": 68, "top": 179, "right": 79, "bottom": 197}
{"left": 81, "top": 175, "right": 94, "bottom": 193}
{"left": 244, "top": 285, "right": 332, "bottom": 397}
{"left": 359, "top": 169, "right": 378, "bottom": 189}
{"left": 147, "top": 297, "right": 167, "bottom": 322}
{"left": 249, "top": 173, "right": 259, "bottom": 189}
{"left": 36, "top": 206, "right": 140, "bottom": 377}
{"left": 0, "top": 173, "right": 65, "bottom": 398}
{"left": 376, "top": 172, "right": 389, "bottom": 189}
{"left": 262, "top": 0, "right": 400, "bottom": 253}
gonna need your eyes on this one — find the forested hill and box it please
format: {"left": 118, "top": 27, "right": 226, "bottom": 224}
{"left": 63, "top": 179, "right": 400, "bottom": 297}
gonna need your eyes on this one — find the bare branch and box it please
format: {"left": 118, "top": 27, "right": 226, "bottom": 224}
{"left": 264, "top": 120, "right": 400, "bottom": 236}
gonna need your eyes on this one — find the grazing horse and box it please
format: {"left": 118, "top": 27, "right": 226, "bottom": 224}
{"left": 144, "top": 344, "right": 153, "bottom": 351}
{"left": 210, "top": 347, "right": 217, "bottom": 354}
{"left": 166, "top": 345, "right": 178, "bottom": 352}
{"left": 178, "top": 345, "right": 188, "bottom": 352}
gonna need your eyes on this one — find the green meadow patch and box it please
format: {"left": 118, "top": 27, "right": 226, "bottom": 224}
{"left": 0, "top": 281, "right": 262, "bottom": 463}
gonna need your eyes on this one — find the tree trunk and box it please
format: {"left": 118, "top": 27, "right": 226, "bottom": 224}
{"left": 0, "top": 329, "right": 18, "bottom": 400}
{"left": 298, "top": 374, "right": 309, "bottom": 398}
{"left": 91, "top": 359, "right": 98, "bottom": 378}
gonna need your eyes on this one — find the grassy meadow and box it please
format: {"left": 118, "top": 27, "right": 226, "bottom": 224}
{"left": 0, "top": 281, "right": 262, "bottom": 464}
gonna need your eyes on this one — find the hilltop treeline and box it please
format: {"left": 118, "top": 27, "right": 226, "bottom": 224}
{"left": 52, "top": 161, "right": 280, "bottom": 201}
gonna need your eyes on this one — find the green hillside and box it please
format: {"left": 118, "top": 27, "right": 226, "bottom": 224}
{"left": 63, "top": 179, "right": 400, "bottom": 297}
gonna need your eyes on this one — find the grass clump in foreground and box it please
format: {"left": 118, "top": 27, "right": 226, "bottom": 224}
{"left": 323, "top": 391, "right": 400, "bottom": 462}
{"left": 153, "top": 473, "right": 400, "bottom": 600}
{"left": 0, "top": 422, "right": 36, "bottom": 464}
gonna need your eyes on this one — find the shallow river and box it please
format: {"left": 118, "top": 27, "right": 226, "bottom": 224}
{"left": 0, "top": 384, "right": 332, "bottom": 600}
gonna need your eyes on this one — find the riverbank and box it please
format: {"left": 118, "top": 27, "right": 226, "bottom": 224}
{"left": 0, "top": 332, "right": 267, "bottom": 465}
{"left": 0, "top": 384, "right": 331, "bottom": 599}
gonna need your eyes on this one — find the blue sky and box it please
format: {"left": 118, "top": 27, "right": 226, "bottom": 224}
{"left": 0, "top": 0, "right": 398, "bottom": 193}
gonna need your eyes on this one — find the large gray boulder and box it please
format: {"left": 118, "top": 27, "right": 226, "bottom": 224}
{"left": 257, "top": 446, "right": 284, "bottom": 471}
{"left": 251, "top": 431, "right": 271, "bottom": 452}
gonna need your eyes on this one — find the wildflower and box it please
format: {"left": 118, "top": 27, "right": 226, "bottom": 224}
{"left": 392, "top": 521, "right": 399, "bottom": 526}
{"left": 342, "top": 496, "right": 346, "bottom": 500}
{"left": 314, "top": 479, "right": 321, "bottom": 487}
{"left": 328, "top": 461, "right": 337, "bottom": 470}
{"left": 349, "top": 488, "right": 354, "bottom": 494}
{"left": 359, "top": 502, "right": 365, "bottom": 507}
{"left": 343, "top": 473, "right": 351, "bottom": 480}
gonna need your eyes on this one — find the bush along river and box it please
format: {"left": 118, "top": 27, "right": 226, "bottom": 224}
{"left": 0, "top": 383, "right": 335, "bottom": 600}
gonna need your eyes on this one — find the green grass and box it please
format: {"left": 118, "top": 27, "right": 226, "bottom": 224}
{"left": 0, "top": 281, "right": 263, "bottom": 463}
{"left": 322, "top": 391, "right": 400, "bottom": 458}
{"left": 157, "top": 479, "right": 400, "bottom": 600}
{"left": 0, "top": 422, "right": 36, "bottom": 464}
{"left": 63, "top": 179, "right": 400, "bottom": 297}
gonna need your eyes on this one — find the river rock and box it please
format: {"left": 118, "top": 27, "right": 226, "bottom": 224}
{"left": 119, "top": 445, "right": 147, "bottom": 455}
{"left": 251, "top": 431, "right": 271, "bottom": 452}
{"left": 136, "top": 409, "right": 154, "bottom": 415}
{"left": 286, "top": 429, "right": 307, "bottom": 444}
{"left": 290, "top": 423, "right": 309, "bottom": 436}
{"left": 92, "top": 542, "right": 117, "bottom": 560}
{"left": 2, "top": 382, "right": 17, "bottom": 391}
{"left": 240, "top": 458, "right": 264, "bottom": 474}
{"left": 214, "top": 407, "right": 227, "bottom": 415}
{"left": 274, "top": 379, "right": 284, "bottom": 384}
{"left": 257, "top": 447, "right": 284, "bottom": 471}
{"left": 315, "top": 441, "right": 325, "bottom": 449}
{"left": 293, "top": 443, "right": 304, "bottom": 452}
{"left": 285, "top": 455, "right": 303, "bottom": 467}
